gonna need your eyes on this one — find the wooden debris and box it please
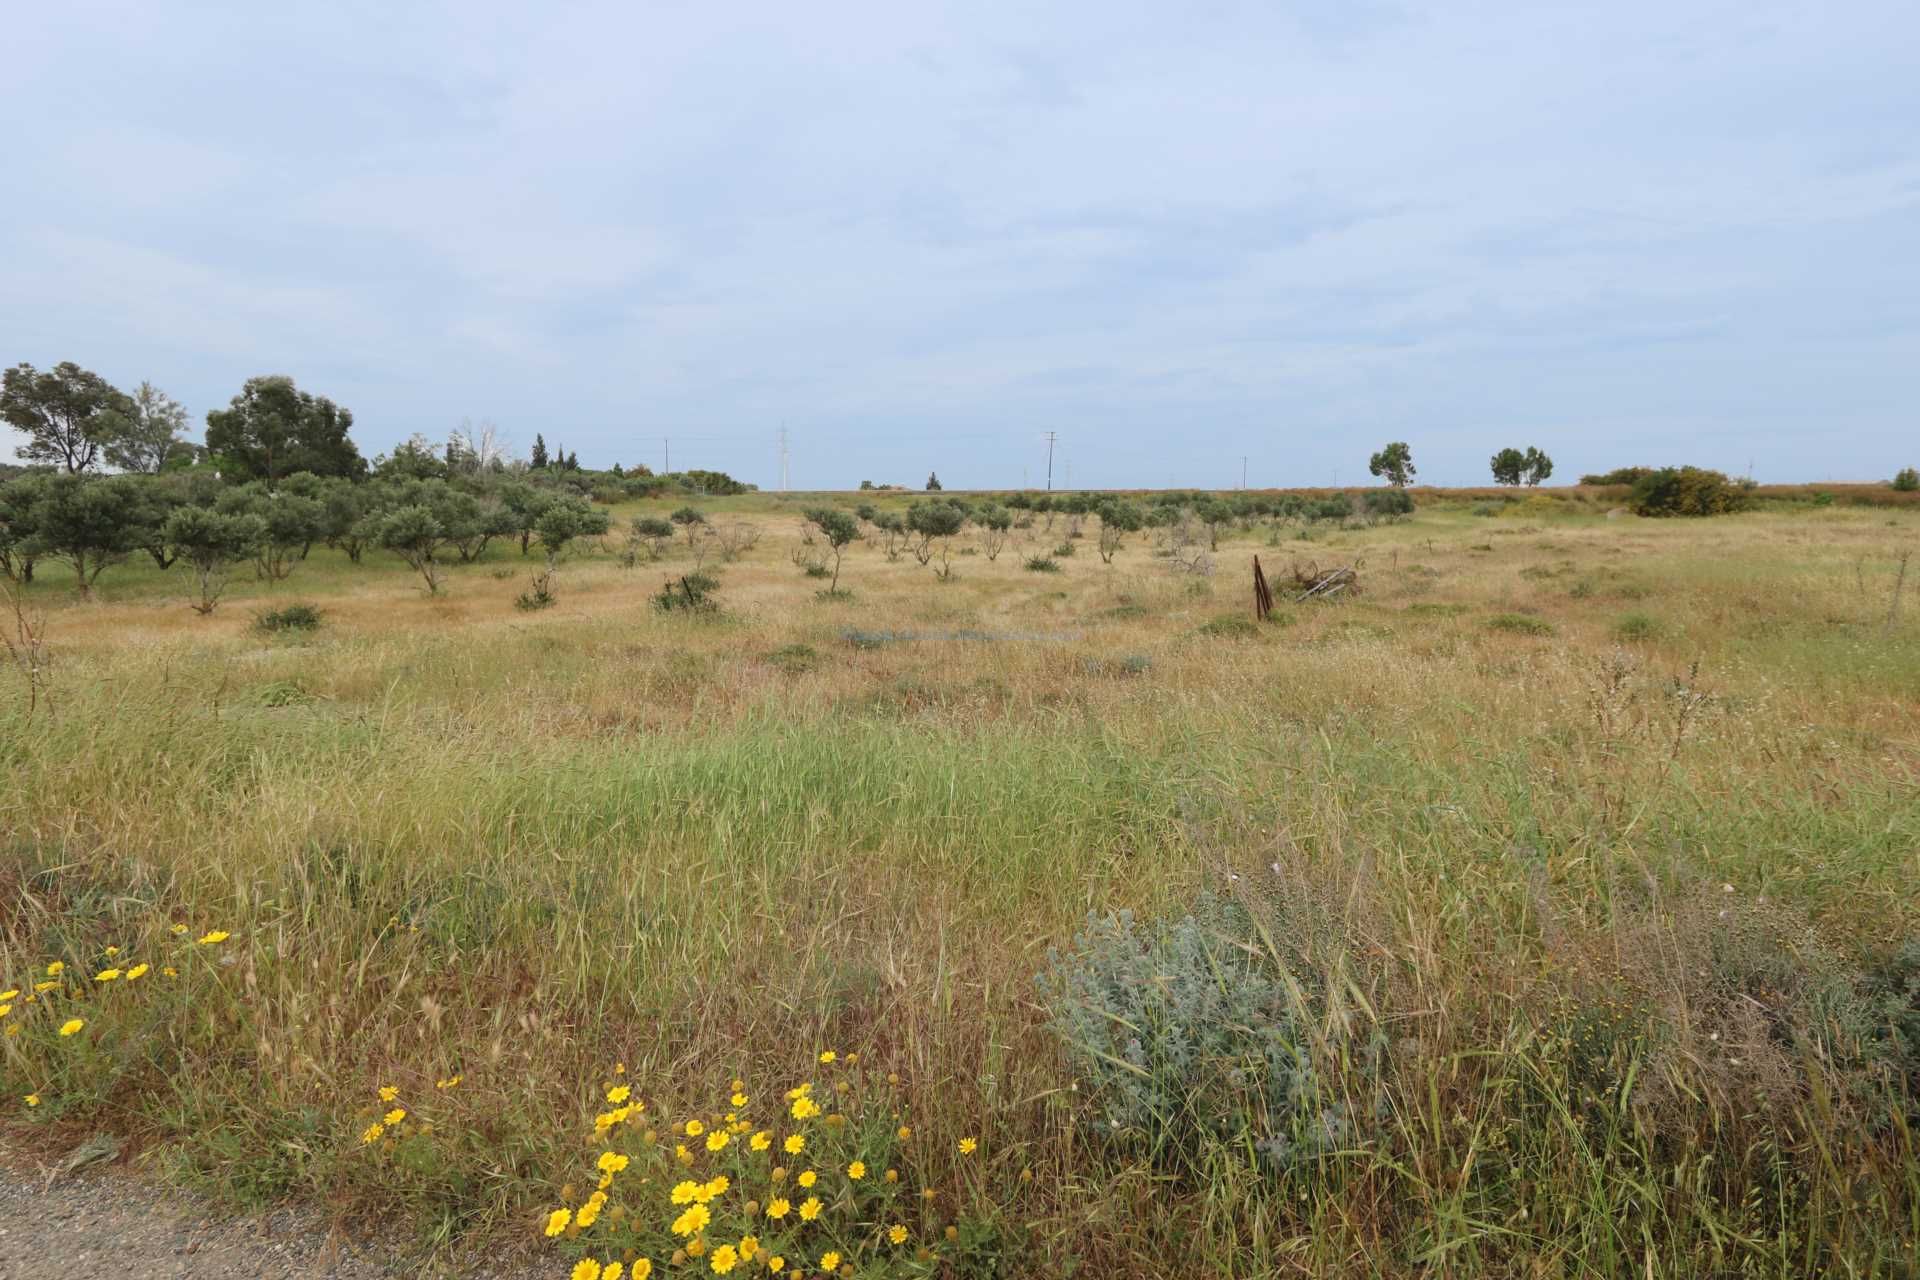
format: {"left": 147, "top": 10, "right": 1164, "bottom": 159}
{"left": 1253, "top": 555, "right": 1274, "bottom": 621}
{"left": 1290, "top": 560, "right": 1361, "bottom": 602}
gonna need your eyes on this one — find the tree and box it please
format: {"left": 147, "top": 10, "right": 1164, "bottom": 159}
{"left": 103, "top": 381, "right": 192, "bottom": 474}
{"left": 215, "top": 481, "right": 327, "bottom": 580}
{"left": 905, "top": 500, "right": 964, "bottom": 566}
{"left": 671, "top": 506, "right": 708, "bottom": 547}
{"left": 374, "top": 434, "right": 448, "bottom": 482}
{"left": 925, "top": 472, "right": 942, "bottom": 492}
{"left": 1490, "top": 448, "right": 1526, "bottom": 486}
{"left": 804, "top": 507, "right": 859, "bottom": 592}
{"left": 629, "top": 515, "right": 675, "bottom": 559}
{"left": 1522, "top": 447, "right": 1553, "bottom": 486}
{"left": 1096, "top": 500, "right": 1145, "bottom": 563}
{"left": 1196, "top": 499, "right": 1235, "bottom": 550}
{"left": 204, "top": 376, "right": 366, "bottom": 483}
{"left": 9, "top": 473, "right": 151, "bottom": 594}
{"left": 2, "top": 361, "right": 135, "bottom": 473}
{"left": 872, "top": 510, "right": 908, "bottom": 561}
{"left": 530, "top": 434, "right": 550, "bottom": 469}
{"left": 1893, "top": 467, "right": 1919, "bottom": 493}
{"left": 0, "top": 477, "right": 38, "bottom": 582}
{"left": 163, "top": 506, "right": 265, "bottom": 614}
{"left": 1368, "top": 441, "right": 1415, "bottom": 487}
{"left": 533, "top": 497, "right": 610, "bottom": 569}
{"left": 977, "top": 504, "right": 1013, "bottom": 561}
{"left": 1362, "top": 487, "right": 1414, "bottom": 523}
{"left": 372, "top": 504, "right": 451, "bottom": 593}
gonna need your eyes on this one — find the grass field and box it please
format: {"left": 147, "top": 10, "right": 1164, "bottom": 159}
{"left": 3, "top": 491, "right": 1918, "bottom": 1278}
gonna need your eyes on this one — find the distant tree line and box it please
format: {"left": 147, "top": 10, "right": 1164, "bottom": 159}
{"left": 0, "top": 360, "right": 752, "bottom": 603}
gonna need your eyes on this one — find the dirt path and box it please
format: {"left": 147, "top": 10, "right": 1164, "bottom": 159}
{"left": 0, "top": 1149, "right": 539, "bottom": 1279}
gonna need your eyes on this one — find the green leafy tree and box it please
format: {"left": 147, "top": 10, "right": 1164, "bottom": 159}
{"left": 1368, "top": 441, "right": 1415, "bottom": 487}
{"left": 1522, "top": 447, "right": 1553, "bottom": 486}
{"left": 533, "top": 497, "right": 611, "bottom": 569}
{"left": 104, "top": 381, "right": 193, "bottom": 474}
{"left": 204, "top": 376, "right": 366, "bottom": 483}
{"left": 163, "top": 506, "right": 266, "bottom": 613}
{"left": 905, "top": 499, "right": 964, "bottom": 566}
{"left": 530, "top": 434, "right": 550, "bottom": 469}
{"left": 1629, "top": 467, "right": 1750, "bottom": 518}
{"left": 925, "top": 472, "right": 942, "bottom": 492}
{"left": 0, "top": 477, "right": 38, "bottom": 582}
{"left": 1490, "top": 448, "right": 1526, "bottom": 486}
{"left": 373, "top": 434, "right": 449, "bottom": 482}
{"left": 215, "top": 481, "right": 327, "bottom": 580}
{"left": 872, "top": 510, "right": 908, "bottom": 561}
{"left": 1893, "top": 467, "right": 1919, "bottom": 493}
{"left": 1096, "top": 500, "right": 1145, "bottom": 563}
{"left": 1196, "top": 499, "right": 1235, "bottom": 550}
{"left": 629, "top": 515, "right": 675, "bottom": 559}
{"left": 804, "top": 507, "right": 859, "bottom": 591}
{"left": 977, "top": 503, "right": 1013, "bottom": 561}
{"left": 2, "top": 361, "right": 135, "bottom": 473}
{"left": 1363, "top": 487, "right": 1414, "bottom": 523}
{"left": 10, "top": 472, "right": 151, "bottom": 594}
{"left": 671, "top": 505, "right": 708, "bottom": 547}
{"left": 372, "top": 504, "right": 451, "bottom": 593}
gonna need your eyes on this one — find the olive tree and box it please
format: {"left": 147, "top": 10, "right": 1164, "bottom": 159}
{"left": 163, "top": 506, "right": 266, "bottom": 614}
{"left": 977, "top": 503, "right": 1012, "bottom": 561}
{"left": 905, "top": 499, "right": 964, "bottom": 567}
{"left": 671, "top": 506, "right": 708, "bottom": 547}
{"left": 1096, "top": 500, "right": 1145, "bottom": 563}
{"left": 804, "top": 507, "right": 859, "bottom": 592}
{"left": 372, "top": 505, "right": 451, "bottom": 593}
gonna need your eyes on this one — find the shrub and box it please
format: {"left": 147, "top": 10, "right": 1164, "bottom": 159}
{"left": 252, "top": 603, "right": 323, "bottom": 634}
{"left": 1581, "top": 466, "right": 1653, "bottom": 486}
{"left": 1051, "top": 542, "right": 1075, "bottom": 558}
{"left": 1893, "top": 467, "right": 1919, "bottom": 493}
{"left": 654, "top": 572, "right": 718, "bottom": 614}
{"left": 1039, "top": 896, "right": 1349, "bottom": 1180}
{"left": 1629, "top": 467, "right": 1751, "bottom": 518}
{"left": 1485, "top": 612, "right": 1555, "bottom": 636}
{"left": 1611, "top": 611, "right": 1666, "bottom": 642}
{"left": 1023, "top": 556, "right": 1060, "bottom": 573}
{"left": 1197, "top": 615, "right": 1261, "bottom": 639}
{"left": 1470, "top": 502, "right": 1499, "bottom": 518}
{"left": 513, "top": 570, "right": 556, "bottom": 611}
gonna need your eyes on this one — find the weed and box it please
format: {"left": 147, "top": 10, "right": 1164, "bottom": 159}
{"left": 252, "top": 603, "right": 324, "bottom": 634}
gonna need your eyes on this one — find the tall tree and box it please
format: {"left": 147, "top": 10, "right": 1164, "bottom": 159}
{"left": 204, "top": 375, "right": 366, "bottom": 484}
{"left": 530, "top": 434, "right": 550, "bottom": 469}
{"left": 1368, "top": 441, "right": 1416, "bottom": 488}
{"left": 1490, "top": 447, "right": 1526, "bottom": 486}
{"left": 1522, "top": 447, "right": 1554, "bottom": 486}
{"left": 104, "top": 381, "right": 192, "bottom": 474}
{"left": 2, "top": 361, "right": 135, "bottom": 473}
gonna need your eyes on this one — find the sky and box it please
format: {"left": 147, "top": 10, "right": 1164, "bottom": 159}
{"left": 3, "top": 0, "right": 1916, "bottom": 490}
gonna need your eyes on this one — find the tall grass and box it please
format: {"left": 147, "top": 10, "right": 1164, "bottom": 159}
{"left": 2, "top": 501, "right": 1917, "bottom": 1275}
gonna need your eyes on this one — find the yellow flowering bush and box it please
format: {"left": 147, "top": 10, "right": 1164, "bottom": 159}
{"left": 540, "top": 1052, "right": 1007, "bottom": 1278}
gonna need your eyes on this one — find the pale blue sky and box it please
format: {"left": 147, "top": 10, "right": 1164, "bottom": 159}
{"left": 4, "top": 1, "right": 1916, "bottom": 488}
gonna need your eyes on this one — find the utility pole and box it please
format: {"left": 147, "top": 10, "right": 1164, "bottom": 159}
{"left": 664, "top": 437, "right": 670, "bottom": 475}
{"left": 1242, "top": 456, "right": 1248, "bottom": 490}
{"left": 1044, "top": 431, "right": 1057, "bottom": 491}
{"left": 778, "top": 426, "right": 790, "bottom": 492}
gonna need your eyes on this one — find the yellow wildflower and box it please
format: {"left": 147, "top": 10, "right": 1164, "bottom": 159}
{"left": 796, "top": 1170, "right": 817, "bottom": 1189}
{"left": 789, "top": 1096, "right": 821, "bottom": 1120}
{"left": 884, "top": 1169, "right": 898, "bottom": 1183}
{"left": 888, "top": 1224, "right": 908, "bottom": 1245}
{"left": 705, "top": 1131, "right": 729, "bottom": 1152}
{"left": 544, "top": 1207, "right": 572, "bottom": 1237}
{"left": 94, "top": 968, "right": 122, "bottom": 982}
{"left": 104, "top": 946, "right": 119, "bottom": 957}
{"left": 383, "top": 1108, "right": 406, "bottom": 1126}
{"left": 750, "top": 1130, "right": 771, "bottom": 1152}
{"left": 738, "top": 1235, "right": 759, "bottom": 1260}
{"left": 765, "top": 1198, "right": 790, "bottom": 1220}
{"left": 607, "top": 1085, "right": 632, "bottom": 1104}
{"left": 24, "top": 1094, "right": 40, "bottom": 1107}
{"left": 671, "top": 1180, "right": 702, "bottom": 1205}
{"left": 632, "top": 1261, "right": 652, "bottom": 1280}
{"left": 818, "top": 1051, "right": 836, "bottom": 1064}
{"left": 126, "top": 963, "right": 150, "bottom": 980}
{"left": 597, "top": 1151, "right": 630, "bottom": 1175}
{"left": 767, "top": 1258, "right": 784, "bottom": 1274}
{"left": 604, "top": 1265, "right": 624, "bottom": 1280}
{"left": 197, "top": 930, "right": 230, "bottom": 945}
{"left": 797, "top": 1196, "right": 821, "bottom": 1222}
{"left": 700, "top": 1175, "right": 729, "bottom": 1201}
{"left": 820, "top": 1251, "right": 841, "bottom": 1272}
{"left": 161, "top": 967, "right": 177, "bottom": 978}
{"left": 570, "top": 1261, "right": 601, "bottom": 1280}
{"left": 896, "top": 1125, "right": 911, "bottom": 1141}
{"left": 34, "top": 981, "right": 58, "bottom": 993}
{"left": 685, "top": 1237, "right": 706, "bottom": 1258}
{"left": 45, "top": 962, "right": 63, "bottom": 976}
{"left": 170, "top": 923, "right": 187, "bottom": 935}
{"left": 684, "top": 1119, "right": 704, "bottom": 1138}
{"left": 670, "top": 1203, "right": 711, "bottom": 1237}
{"left": 784, "top": 1134, "right": 805, "bottom": 1155}
{"left": 708, "top": 1244, "right": 739, "bottom": 1274}
{"left": 0, "top": 990, "right": 14, "bottom": 1001}
{"left": 730, "top": 1091, "right": 748, "bottom": 1107}
{"left": 576, "top": 1191, "right": 606, "bottom": 1228}
{"left": 846, "top": 1161, "right": 866, "bottom": 1180}
{"left": 361, "top": 1122, "right": 385, "bottom": 1144}
{"left": 59, "top": 1018, "right": 84, "bottom": 1036}
{"left": 959, "top": 1136, "right": 978, "bottom": 1155}
{"left": 0, "top": 1005, "right": 9, "bottom": 1019}
{"left": 379, "top": 1086, "right": 399, "bottom": 1102}
{"left": 436, "top": 1075, "right": 461, "bottom": 1089}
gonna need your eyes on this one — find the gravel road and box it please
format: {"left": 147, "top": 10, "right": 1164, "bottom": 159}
{"left": 0, "top": 1148, "right": 542, "bottom": 1280}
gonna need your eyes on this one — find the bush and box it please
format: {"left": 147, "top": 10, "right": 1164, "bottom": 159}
{"left": 1485, "top": 612, "right": 1555, "bottom": 636}
{"left": 1581, "top": 466, "right": 1653, "bottom": 486}
{"left": 654, "top": 572, "right": 718, "bottom": 614}
{"left": 1023, "top": 556, "right": 1060, "bottom": 573}
{"left": 1629, "top": 467, "right": 1751, "bottom": 518}
{"left": 1611, "top": 611, "right": 1667, "bottom": 642}
{"left": 1039, "top": 896, "right": 1348, "bottom": 1179}
{"left": 252, "top": 603, "right": 323, "bottom": 634}
{"left": 1197, "top": 615, "right": 1261, "bottom": 639}
{"left": 1894, "top": 467, "right": 1919, "bottom": 493}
